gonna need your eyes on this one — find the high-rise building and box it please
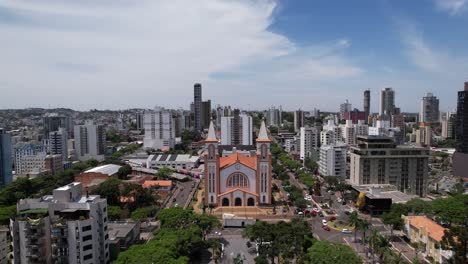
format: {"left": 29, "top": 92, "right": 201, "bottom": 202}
{"left": 74, "top": 121, "right": 106, "bottom": 162}
{"left": 15, "top": 144, "right": 47, "bottom": 176}
{"left": 294, "top": 110, "right": 304, "bottom": 133}
{"left": 300, "top": 126, "right": 320, "bottom": 161}
{"left": 49, "top": 128, "right": 68, "bottom": 161}
{"left": 420, "top": 93, "right": 440, "bottom": 123}
{"left": 320, "top": 120, "right": 342, "bottom": 146}
{"left": 43, "top": 113, "right": 72, "bottom": 137}
{"left": 342, "top": 120, "right": 356, "bottom": 145}
{"left": 455, "top": 82, "right": 468, "bottom": 153}
{"left": 350, "top": 136, "right": 429, "bottom": 197}
{"left": 364, "top": 90, "right": 371, "bottom": 124}
{"left": 339, "top": 99, "right": 352, "bottom": 119}
{"left": 11, "top": 182, "right": 109, "bottom": 264}
{"left": 143, "top": 110, "right": 175, "bottom": 151}
{"left": 220, "top": 110, "right": 253, "bottom": 145}
{"left": 0, "top": 129, "right": 12, "bottom": 189}
{"left": 379, "top": 88, "right": 395, "bottom": 116}
{"left": 136, "top": 112, "right": 144, "bottom": 130}
{"left": 416, "top": 123, "right": 432, "bottom": 147}
{"left": 193, "top": 83, "right": 202, "bottom": 131}
{"left": 319, "top": 143, "right": 347, "bottom": 178}
{"left": 441, "top": 112, "right": 455, "bottom": 139}
{"left": 201, "top": 100, "right": 212, "bottom": 129}
{"left": 265, "top": 106, "right": 282, "bottom": 127}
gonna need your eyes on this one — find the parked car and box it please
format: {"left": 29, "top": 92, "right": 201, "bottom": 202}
{"left": 328, "top": 216, "right": 336, "bottom": 221}
{"left": 341, "top": 229, "right": 352, "bottom": 234}
{"left": 318, "top": 211, "right": 324, "bottom": 217}
{"left": 322, "top": 219, "right": 327, "bottom": 225}
{"left": 322, "top": 225, "right": 331, "bottom": 231}
{"left": 172, "top": 197, "right": 177, "bottom": 202}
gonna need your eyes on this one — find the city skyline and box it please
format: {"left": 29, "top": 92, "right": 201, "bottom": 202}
{"left": 0, "top": 1, "right": 467, "bottom": 112}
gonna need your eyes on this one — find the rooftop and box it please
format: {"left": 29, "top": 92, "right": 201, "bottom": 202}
{"left": 142, "top": 180, "right": 172, "bottom": 189}
{"left": 55, "top": 182, "right": 81, "bottom": 191}
{"left": 108, "top": 221, "right": 139, "bottom": 241}
{"left": 220, "top": 152, "right": 257, "bottom": 171}
{"left": 149, "top": 154, "right": 199, "bottom": 163}
{"left": 352, "top": 184, "right": 420, "bottom": 203}
{"left": 405, "top": 216, "right": 447, "bottom": 241}
{"left": 84, "top": 164, "right": 122, "bottom": 175}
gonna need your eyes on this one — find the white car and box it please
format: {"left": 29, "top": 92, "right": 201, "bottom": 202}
{"left": 322, "top": 219, "right": 327, "bottom": 225}
{"left": 313, "top": 208, "right": 320, "bottom": 212}
{"left": 341, "top": 229, "right": 352, "bottom": 234}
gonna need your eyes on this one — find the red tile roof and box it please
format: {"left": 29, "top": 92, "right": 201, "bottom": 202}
{"left": 219, "top": 152, "right": 257, "bottom": 171}
{"left": 406, "top": 216, "right": 447, "bottom": 241}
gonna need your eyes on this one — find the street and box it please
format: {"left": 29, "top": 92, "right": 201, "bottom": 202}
{"left": 165, "top": 179, "right": 199, "bottom": 208}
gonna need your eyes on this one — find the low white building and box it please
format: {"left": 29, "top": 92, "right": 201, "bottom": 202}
{"left": 319, "top": 143, "right": 347, "bottom": 178}
{"left": 146, "top": 154, "right": 199, "bottom": 170}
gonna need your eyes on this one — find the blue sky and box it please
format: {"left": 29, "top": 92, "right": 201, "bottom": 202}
{"left": 0, "top": 0, "right": 467, "bottom": 112}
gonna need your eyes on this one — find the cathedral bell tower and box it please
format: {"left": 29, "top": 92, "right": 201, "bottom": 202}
{"left": 256, "top": 120, "right": 272, "bottom": 204}
{"left": 204, "top": 121, "right": 219, "bottom": 206}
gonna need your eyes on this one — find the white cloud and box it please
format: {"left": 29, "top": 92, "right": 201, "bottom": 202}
{"left": 433, "top": 0, "right": 467, "bottom": 15}
{"left": 0, "top": 0, "right": 361, "bottom": 110}
{"left": 399, "top": 21, "right": 468, "bottom": 75}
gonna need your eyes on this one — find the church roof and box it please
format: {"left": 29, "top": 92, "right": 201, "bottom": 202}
{"left": 219, "top": 152, "right": 257, "bottom": 171}
{"left": 204, "top": 120, "right": 218, "bottom": 143}
{"left": 256, "top": 120, "right": 272, "bottom": 143}
{"left": 218, "top": 188, "right": 259, "bottom": 197}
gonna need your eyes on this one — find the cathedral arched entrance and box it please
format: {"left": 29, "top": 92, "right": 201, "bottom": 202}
{"left": 247, "top": 197, "right": 255, "bottom": 206}
{"left": 234, "top": 197, "right": 242, "bottom": 206}
{"left": 222, "top": 198, "right": 230, "bottom": 206}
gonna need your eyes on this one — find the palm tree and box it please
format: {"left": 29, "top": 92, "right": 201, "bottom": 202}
{"left": 207, "top": 238, "right": 222, "bottom": 264}
{"left": 348, "top": 211, "right": 360, "bottom": 242}
{"left": 359, "top": 219, "right": 370, "bottom": 245}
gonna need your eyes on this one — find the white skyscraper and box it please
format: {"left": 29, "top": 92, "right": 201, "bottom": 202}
{"left": 74, "top": 120, "right": 106, "bottom": 162}
{"left": 441, "top": 112, "right": 455, "bottom": 139}
{"left": 340, "top": 99, "right": 352, "bottom": 119}
{"left": 320, "top": 120, "right": 342, "bottom": 146}
{"left": 342, "top": 120, "right": 356, "bottom": 145}
{"left": 143, "top": 110, "right": 176, "bottom": 150}
{"left": 319, "top": 143, "right": 347, "bottom": 178}
{"left": 221, "top": 110, "right": 253, "bottom": 145}
{"left": 300, "top": 126, "right": 320, "bottom": 160}
{"left": 11, "top": 182, "right": 109, "bottom": 264}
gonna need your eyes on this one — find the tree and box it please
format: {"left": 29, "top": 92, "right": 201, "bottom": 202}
{"left": 131, "top": 206, "right": 157, "bottom": 221}
{"left": 0, "top": 205, "right": 16, "bottom": 225}
{"left": 156, "top": 167, "right": 173, "bottom": 179}
{"left": 441, "top": 224, "right": 468, "bottom": 264}
{"left": 207, "top": 238, "right": 222, "bottom": 264}
{"left": 159, "top": 207, "right": 195, "bottom": 229}
{"left": 432, "top": 195, "right": 467, "bottom": 226}
{"left": 404, "top": 198, "right": 432, "bottom": 215}
{"left": 195, "top": 214, "right": 221, "bottom": 240}
{"left": 117, "top": 164, "right": 132, "bottom": 179}
{"left": 381, "top": 210, "right": 404, "bottom": 237}
{"left": 305, "top": 241, "right": 362, "bottom": 264}
{"left": 94, "top": 178, "right": 122, "bottom": 206}
{"left": 107, "top": 205, "right": 123, "bottom": 220}
{"left": 348, "top": 212, "right": 360, "bottom": 242}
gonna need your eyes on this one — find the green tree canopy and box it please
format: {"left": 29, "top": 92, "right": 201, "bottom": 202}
{"left": 305, "top": 241, "right": 362, "bottom": 264}
{"left": 93, "top": 178, "right": 122, "bottom": 206}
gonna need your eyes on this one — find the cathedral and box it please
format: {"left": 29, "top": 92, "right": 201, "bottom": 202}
{"left": 204, "top": 120, "right": 272, "bottom": 207}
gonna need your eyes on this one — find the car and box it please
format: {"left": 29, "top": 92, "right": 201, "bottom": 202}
{"left": 328, "top": 216, "right": 336, "bottom": 221}
{"left": 322, "top": 219, "right": 327, "bottom": 225}
{"left": 313, "top": 208, "right": 320, "bottom": 212}
{"left": 311, "top": 211, "right": 317, "bottom": 217}
{"left": 322, "top": 225, "right": 331, "bottom": 231}
{"left": 341, "top": 229, "right": 352, "bottom": 234}
{"left": 318, "top": 211, "right": 324, "bottom": 217}
{"left": 298, "top": 212, "right": 304, "bottom": 216}
{"left": 306, "top": 204, "right": 312, "bottom": 208}
{"left": 174, "top": 203, "right": 179, "bottom": 207}
{"left": 172, "top": 198, "right": 176, "bottom": 202}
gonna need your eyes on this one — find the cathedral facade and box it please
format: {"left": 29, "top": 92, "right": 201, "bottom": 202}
{"left": 204, "top": 121, "right": 272, "bottom": 207}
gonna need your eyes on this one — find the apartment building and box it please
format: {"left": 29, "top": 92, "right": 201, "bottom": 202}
{"left": 11, "top": 182, "right": 109, "bottom": 264}
{"left": 350, "top": 136, "right": 430, "bottom": 197}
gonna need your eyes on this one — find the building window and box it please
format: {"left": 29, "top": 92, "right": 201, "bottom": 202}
{"left": 227, "top": 173, "right": 249, "bottom": 187}
{"left": 83, "top": 235, "right": 92, "bottom": 241}
{"left": 83, "top": 245, "right": 92, "bottom": 251}
{"left": 81, "top": 226, "right": 92, "bottom": 232}
{"left": 84, "top": 254, "right": 93, "bottom": 261}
